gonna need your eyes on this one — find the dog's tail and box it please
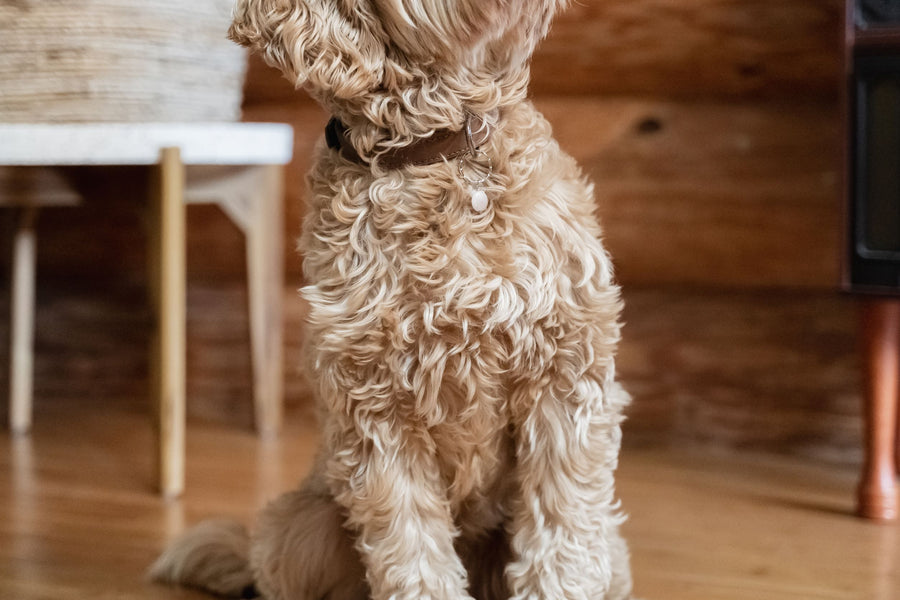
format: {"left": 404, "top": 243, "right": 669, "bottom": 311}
{"left": 148, "top": 518, "right": 257, "bottom": 598}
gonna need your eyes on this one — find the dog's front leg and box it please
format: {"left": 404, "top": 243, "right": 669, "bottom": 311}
{"left": 328, "top": 427, "right": 475, "bottom": 600}
{"left": 506, "top": 375, "right": 631, "bottom": 600}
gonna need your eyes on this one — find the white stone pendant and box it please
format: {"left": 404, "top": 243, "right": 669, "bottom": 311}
{"left": 471, "top": 188, "right": 489, "bottom": 212}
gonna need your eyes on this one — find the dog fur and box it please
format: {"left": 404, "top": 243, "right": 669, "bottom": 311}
{"left": 150, "top": 1, "right": 634, "bottom": 598}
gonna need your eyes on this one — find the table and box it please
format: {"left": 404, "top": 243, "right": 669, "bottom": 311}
{"left": 0, "top": 123, "right": 294, "bottom": 497}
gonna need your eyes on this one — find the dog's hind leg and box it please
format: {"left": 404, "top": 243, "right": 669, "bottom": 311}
{"left": 251, "top": 471, "right": 369, "bottom": 600}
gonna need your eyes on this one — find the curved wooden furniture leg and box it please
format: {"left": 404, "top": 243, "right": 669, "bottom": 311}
{"left": 858, "top": 298, "right": 900, "bottom": 521}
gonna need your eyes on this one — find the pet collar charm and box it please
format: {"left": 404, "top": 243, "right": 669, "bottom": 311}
{"left": 471, "top": 189, "right": 489, "bottom": 212}
{"left": 458, "top": 114, "right": 493, "bottom": 213}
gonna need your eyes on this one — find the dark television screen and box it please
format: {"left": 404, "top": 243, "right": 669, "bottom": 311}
{"left": 863, "top": 76, "right": 900, "bottom": 254}
{"left": 859, "top": 0, "right": 900, "bottom": 27}
{"left": 848, "top": 54, "right": 900, "bottom": 291}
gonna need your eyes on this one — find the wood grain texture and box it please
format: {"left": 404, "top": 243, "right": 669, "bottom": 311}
{"left": 0, "top": 391, "right": 896, "bottom": 600}
{"left": 12, "top": 78, "right": 845, "bottom": 290}
{"left": 619, "top": 288, "right": 862, "bottom": 466}
{"left": 246, "top": 95, "right": 844, "bottom": 289}
{"left": 532, "top": 0, "right": 843, "bottom": 99}
{"left": 3, "top": 0, "right": 846, "bottom": 290}
{"left": 534, "top": 96, "right": 843, "bottom": 288}
{"left": 0, "top": 282, "right": 863, "bottom": 466}
{"left": 252, "top": 95, "right": 849, "bottom": 289}
{"left": 241, "top": 0, "right": 844, "bottom": 104}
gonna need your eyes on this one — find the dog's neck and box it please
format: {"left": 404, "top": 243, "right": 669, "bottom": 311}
{"left": 325, "top": 111, "right": 496, "bottom": 170}
{"left": 317, "top": 60, "right": 528, "bottom": 159}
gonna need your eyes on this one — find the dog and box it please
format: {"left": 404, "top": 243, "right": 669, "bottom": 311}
{"left": 150, "top": 1, "right": 633, "bottom": 598}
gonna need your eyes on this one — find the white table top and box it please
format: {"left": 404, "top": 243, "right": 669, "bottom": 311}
{"left": 0, "top": 122, "right": 294, "bottom": 166}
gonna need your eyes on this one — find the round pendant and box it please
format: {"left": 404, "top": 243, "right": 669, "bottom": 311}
{"left": 471, "top": 189, "right": 488, "bottom": 212}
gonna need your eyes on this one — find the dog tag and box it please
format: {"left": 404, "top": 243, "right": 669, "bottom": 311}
{"left": 458, "top": 116, "right": 493, "bottom": 213}
{"left": 471, "top": 189, "right": 488, "bottom": 212}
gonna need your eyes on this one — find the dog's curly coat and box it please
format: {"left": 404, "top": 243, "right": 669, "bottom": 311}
{"left": 150, "top": 1, "right": 633, "bottom": 598}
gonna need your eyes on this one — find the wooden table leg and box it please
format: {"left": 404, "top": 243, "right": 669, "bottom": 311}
{"left": 186, "top": 164, "right": 285, "bottom": 438}
{"left": 149, "top": 147, "right": 186, "bottom": 498}
{"left": 9, "top": 207, "right": 37, "bottom": 434}
{"left": 246, "top": 165, "right": 284, "bottom": 438}
{"left": 858, "top": 298, "right": 900, "bottom": 521}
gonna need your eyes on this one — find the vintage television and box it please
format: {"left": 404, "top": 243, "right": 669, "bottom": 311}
{"left": 845, "top": 0, "right": 900, "bottom": 291}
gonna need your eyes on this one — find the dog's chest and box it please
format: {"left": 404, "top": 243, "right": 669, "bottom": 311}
{"left": 304, "top": 191, "right": 534, "bottom": 372}
{"left": 304, "top": 196, "right": 532, "bottom": 492}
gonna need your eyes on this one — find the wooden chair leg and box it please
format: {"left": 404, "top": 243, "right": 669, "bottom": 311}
{"left": 149, "top": 147, "right": 186, "bottom": 498}
{"left": 858, "top": 298, "right": 900, "bottom": 521}
{"left": 246, "top": 164, "right": 284, "bottom": 438}
{"left": 9, "top": 207, "right": 37, "bottom": 434}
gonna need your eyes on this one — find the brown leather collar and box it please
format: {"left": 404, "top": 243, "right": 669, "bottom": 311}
{"left": 325, "top": 113, "right": 491, "bottom": 170}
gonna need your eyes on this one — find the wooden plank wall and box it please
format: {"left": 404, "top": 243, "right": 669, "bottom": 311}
{"left": 212, "top": 0, "right": 858, "bottom": 466}
{"left": 11, "top": 0, "right": 844, "bottom": 290}
{"left": 241, "top": 0, "right": 845, "bottom": 289}
{"left": 1, "top": 1, "right": 861, "bottom": 464}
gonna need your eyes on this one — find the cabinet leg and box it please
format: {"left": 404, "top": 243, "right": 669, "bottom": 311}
{"left": 858, "top": 298, "right": 900, "bottom": 521}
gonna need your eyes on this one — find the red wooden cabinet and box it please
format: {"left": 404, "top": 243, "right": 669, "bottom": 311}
{"left": 844, "top": 0, "right": 900, "bottom": 520}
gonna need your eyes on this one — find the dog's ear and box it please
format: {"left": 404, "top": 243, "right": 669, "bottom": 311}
{"left": 229, "top": 0, "right": 385, "bottom": 100}
{"left": 371, "top": 0, "right": 565, "bottom": 61}
{"left": 371, "top": 0, "right": 497, "bottom": 53}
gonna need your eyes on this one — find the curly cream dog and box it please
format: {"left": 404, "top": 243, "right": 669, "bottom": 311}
{"left": 151, "top": 1, "right": 633, "bottom": 598}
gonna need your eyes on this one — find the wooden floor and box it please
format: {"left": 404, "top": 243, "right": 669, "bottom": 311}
{"left": 1, "top": 394, "right": 897, "bottom": 600}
